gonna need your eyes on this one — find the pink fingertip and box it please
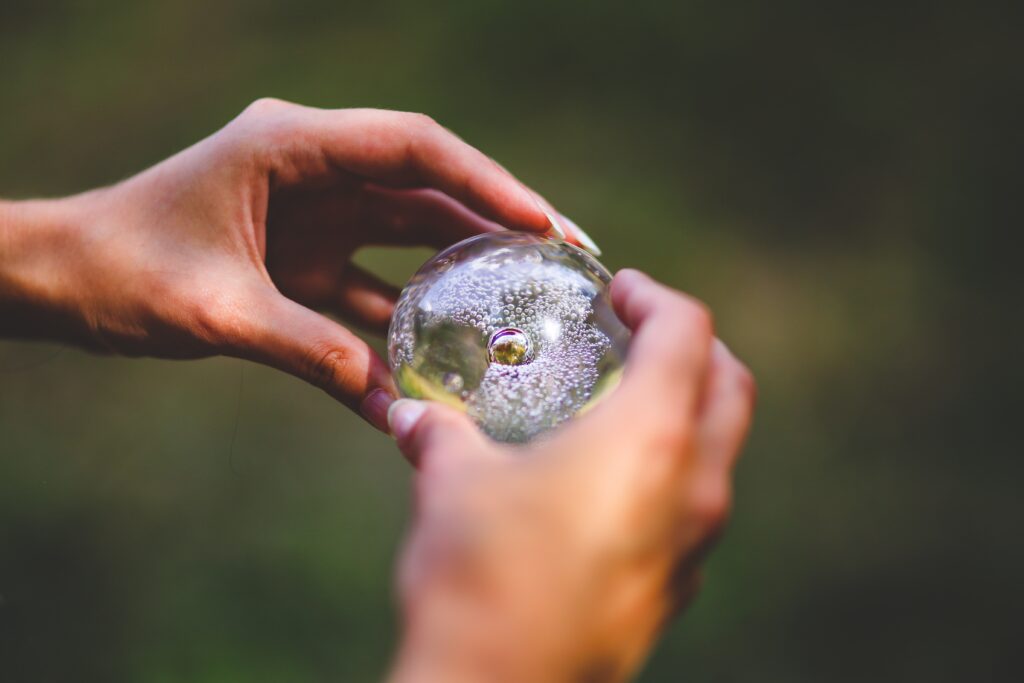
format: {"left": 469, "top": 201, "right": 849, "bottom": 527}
{"left": 360, "top": 388, "right": 396, "bottom": 433}
{"left": 387, "top": 399, "right": 428, "bottom": 441}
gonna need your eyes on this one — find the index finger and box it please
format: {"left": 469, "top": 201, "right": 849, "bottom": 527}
{"left": 239, "top": 100, "right": 556, "bottom": 235}
{"left": 604, "top": 269, "right": 715, "bottom": 424}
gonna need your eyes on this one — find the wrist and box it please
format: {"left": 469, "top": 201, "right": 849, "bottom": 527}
{"left": 0, "top": 195, "right": 95, "bottom": 343}
{"left": 389, "top": 588, "right": 627, "bottom": 683}
{"left": 390, "top": 596, "right": 552, "bottom": 683}
{"left": 388, "top": 561, "right": 671, "bottom": 683}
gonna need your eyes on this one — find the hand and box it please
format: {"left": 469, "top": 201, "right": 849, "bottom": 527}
{"left": 386, "top": 270, "right": 755, "bottom": 683}
{"left": 0, "top": 99, "right": 595, "bottom": 429}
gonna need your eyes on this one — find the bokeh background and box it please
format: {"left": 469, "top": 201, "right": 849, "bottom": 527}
{"left": 1, "top": 1, "right": 1020, "bottom": 681}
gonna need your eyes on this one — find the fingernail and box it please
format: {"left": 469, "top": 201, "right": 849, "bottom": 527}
{"left": 387, "top": 398, "right": 428, "bottom": 440}
{"left": 560, "top": 214, "right": 602, "bottom": 256}
{"left": 360, "top": 388, "right": 395, "bottom": 433}
{"left": 542, "top": 209, "right": 566, "bottom": 239}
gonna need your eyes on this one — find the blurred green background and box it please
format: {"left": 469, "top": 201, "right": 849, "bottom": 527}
{"left": 1, "top": 1, "right": 1020, "bottom": 681}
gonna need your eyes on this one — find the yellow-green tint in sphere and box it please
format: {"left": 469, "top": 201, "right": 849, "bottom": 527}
{"left": 488, "top": 328, "right": 533, "bottom": 366}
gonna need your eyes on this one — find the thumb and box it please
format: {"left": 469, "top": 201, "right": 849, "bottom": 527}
{"left": 387, "top": 399, "right": 493, "bottom": 470}
{"left": 232, "top": 290, "right": 395, "bottom": 430}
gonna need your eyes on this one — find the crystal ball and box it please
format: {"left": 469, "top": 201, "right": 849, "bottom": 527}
{"left": 387, "top": 232, "right": 630, "bottom": 443}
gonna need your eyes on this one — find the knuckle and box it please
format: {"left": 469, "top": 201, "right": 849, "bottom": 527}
{"left": 678, "top": 296, "right": 713, "bottom": 336}
{"left": 304, "top": 344, "right": 354, "bottom": 393}
{"left": 231, "top": 98, "right": 301, "bottom": 151}
{"left": 406, "top": 111, "right": 439, "bottom": 130}
{"left": 401, "top": 112, "right": 442, "bottom": 145}
{"left": 688, "top": 481, "right": 732, "bottom": 538}
{"left": 735, "top": 362, "right": 757, "bottom": 406}
{"left": 633, "top": 392, "right": 693, "bottom": 441}
{"left": 660, "top": 411, "right": 697, "bottom": 447}
{"left": 720, "top": 353, "right": 757, "bottom": 417}
{"left": 242, "top": 97, "right": 291, "bottom": 119}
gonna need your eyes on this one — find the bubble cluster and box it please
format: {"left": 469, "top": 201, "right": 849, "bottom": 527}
{"left": 388, "top": 232, "right": 630, "bottom": 443}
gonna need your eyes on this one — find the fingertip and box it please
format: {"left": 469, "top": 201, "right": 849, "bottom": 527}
{"left": 612, "top": 268, "right": 649, "bottom": 290}
{"left": 389, "top": 400, "right": 493, "bottom": 471}
{"left": 610, "top": 269, "right": 652, "bottom": 325}
{"left": 360, "top": 388, "right": 396, "bottom": 433}
{"left": 388, "top": 398, "right": 428, "bottom": 442}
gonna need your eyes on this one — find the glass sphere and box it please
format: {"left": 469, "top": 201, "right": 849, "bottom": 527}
{"left": 387, "top": 232, "right": 630, "bottom": 443}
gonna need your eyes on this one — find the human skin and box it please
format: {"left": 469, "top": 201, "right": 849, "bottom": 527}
{"left": 385, "top": 270, "right": 754, "bottom": 683}
{"left": 0, "top": 104, "right": 754, "bottom": 682}
{"left": 0, "top": 99, "right": 595, "bottom": 430}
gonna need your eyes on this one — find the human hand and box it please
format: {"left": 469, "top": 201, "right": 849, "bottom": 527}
{"left": 0, "top": 100, "right": 596, "bottom": 429}
{"left": 386, "top": 270, "right": 755, "bottom": 683}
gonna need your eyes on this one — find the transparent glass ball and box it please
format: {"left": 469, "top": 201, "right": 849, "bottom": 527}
{"left": 387, "top": 232, "right": 630, "bottom": 443}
